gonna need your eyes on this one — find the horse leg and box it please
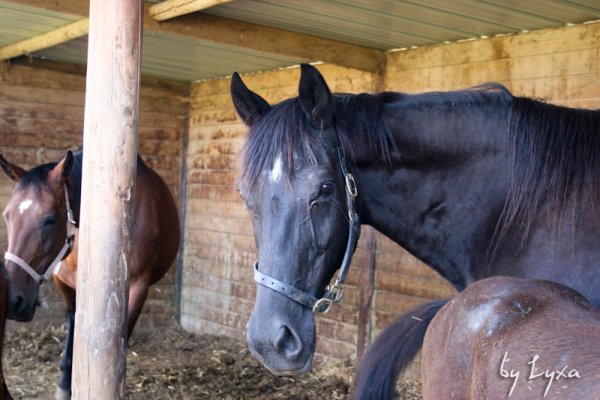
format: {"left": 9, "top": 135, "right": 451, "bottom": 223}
{"left": 54, "top": 281, "right": 76, "bottom": 400}
{"left": 126, "top": 279, "right": 150, "bottom": 339}
{"left": 0, "top": 272, "right": 12, "bottom": 400}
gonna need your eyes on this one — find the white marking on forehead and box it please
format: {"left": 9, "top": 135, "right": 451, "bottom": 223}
{"left": 269, "top": 155, "right": 283, "bottom": 183}
{"left": 18, "top": 199, "right": 33, "bottom": 215}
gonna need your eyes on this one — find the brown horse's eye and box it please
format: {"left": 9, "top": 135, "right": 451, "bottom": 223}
{"left": 319, "top": 182, "right": 335, "bottom": 196}
{"left": 42, "top": 214, "right": 57, "bottom": 228}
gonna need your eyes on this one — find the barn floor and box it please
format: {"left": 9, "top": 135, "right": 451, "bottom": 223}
{"left": 3, "top": 325, "right": 422, "bottom": 399}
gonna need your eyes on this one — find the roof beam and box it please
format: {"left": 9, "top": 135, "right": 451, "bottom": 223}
{"left": 0, "top": 18, "right": 88, "bottom": 61}
{"left": 149, "top": 0, "right": 235, "bottom": 21}
{"left": 142, "top": 6, "right": 385, "bottom": 72}
{"left": 4, "top": 0, "right": 385, "bottom": 72}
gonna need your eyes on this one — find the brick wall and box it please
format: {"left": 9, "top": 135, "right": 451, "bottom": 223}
{"left": 0, "top": 61, "right": 187, "bottom": 331}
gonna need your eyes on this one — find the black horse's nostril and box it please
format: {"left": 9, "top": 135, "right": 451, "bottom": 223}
{"left": 274, "top": 325, "right": 303, "bottom": 360}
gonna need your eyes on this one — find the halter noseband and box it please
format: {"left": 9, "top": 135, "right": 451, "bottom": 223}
{"left": 4, "top": 184, "right": 77, "bottom": 285}
{"left": 253, "top": 126, "right": 361, "bottom": 314}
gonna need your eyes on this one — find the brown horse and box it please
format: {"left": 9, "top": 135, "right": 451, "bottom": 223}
{"left": 0, "top": 261, "right": 11, "bottom": 400}
{"left": 0, "top": 149, "right": 180, "bottom": 399}
{"left": 421, "top": 276, "right": 600, "bottom": 400}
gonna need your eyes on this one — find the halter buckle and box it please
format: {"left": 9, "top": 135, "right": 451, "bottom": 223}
{"left": 345, "top": 173, "right": 357, "bottom": 198}
{"left": 67, "top": 209, "right": 76, "bottom": 226}
{"left": 328, "top": 282, "right": 345, "bottom": 303}
{"left": 312, "top": 282, "right": 345, "bottom": 313}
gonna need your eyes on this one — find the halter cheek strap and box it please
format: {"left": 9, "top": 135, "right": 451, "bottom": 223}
{"left": 253, "top": 125, "right": 361, "bottom": 314}
{"left": 4, "top": 184, "right": 77, "bottom": 285}
{"left": 254, "top": 262, "right": 320, "bottom": 309}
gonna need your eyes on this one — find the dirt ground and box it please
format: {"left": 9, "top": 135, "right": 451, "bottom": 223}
{"left": 3, "top": 325, "right": 422, "bottom": 399}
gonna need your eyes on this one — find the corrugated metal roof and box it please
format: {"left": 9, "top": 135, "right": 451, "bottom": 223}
{"left": 2, "top": 0, "right": 600, "bottom": 82}
{"left": 201, "top": 0, "right": 600, "bottom": 49}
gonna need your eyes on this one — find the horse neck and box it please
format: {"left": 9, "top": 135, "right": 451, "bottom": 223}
{"left": 352, "top": 103, "right": 511, "bottom": 290}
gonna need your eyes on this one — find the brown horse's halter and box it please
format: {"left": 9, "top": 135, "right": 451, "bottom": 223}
{"left": 4, "top": 184, "right": 76, "bottom": 285}
{"left": 253, "top": 127, "right": 361, "bottom": 314}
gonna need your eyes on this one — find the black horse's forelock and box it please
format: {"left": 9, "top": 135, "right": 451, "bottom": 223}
{"left": 238, "top": 92, "right": 400, "bottom": 193}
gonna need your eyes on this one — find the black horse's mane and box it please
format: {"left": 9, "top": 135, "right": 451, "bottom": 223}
{"left": 240, "top": 83, "right": 599, "bottom": 239}
{"left": 499, "top": 96, "right": 600, "bottom": 240}
{"left": 239, "top": 83, "right": 511, "bottom": 191}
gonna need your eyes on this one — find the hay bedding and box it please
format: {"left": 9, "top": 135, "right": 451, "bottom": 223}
{"left": 3, "top": 325, "right": 421, "bottom": 399}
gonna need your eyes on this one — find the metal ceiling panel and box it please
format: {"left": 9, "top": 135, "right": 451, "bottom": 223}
{"left": 2, "top": 0, "right": 600, "bottom": 81}
{"left": 33, "top": 32, "right": 307, "bottom": 82}
{"left": 0, "top": 1, "right": 80, "bottom": 45}
{"left": 0, "top": 0, "right": 307, "bottom": 82}
{"left": 203, "top": 0, "right": 600, "bottom": 49}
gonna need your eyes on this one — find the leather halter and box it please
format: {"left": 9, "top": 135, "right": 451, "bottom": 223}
{"left": 4, "top": 184, "right": 77, "bottom": 285}
{"left": 253, "top": 127, "right": 361, "bottom": 314}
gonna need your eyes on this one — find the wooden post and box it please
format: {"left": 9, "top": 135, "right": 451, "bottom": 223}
{"left": 72, "top": 0, "right": 142, "bottom": 398}
{"left": 356, "top": 227, "right": 377, "bottom": 361}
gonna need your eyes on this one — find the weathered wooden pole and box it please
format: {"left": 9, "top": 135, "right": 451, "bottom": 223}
{"left": 72, "top": 0, "right": 142, "bottom": 398}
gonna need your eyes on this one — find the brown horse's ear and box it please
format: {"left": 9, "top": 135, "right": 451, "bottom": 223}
{"left": 0, "top": 154, "right": 27, "bottom": 182}
{"left": 298, "top": 64, "right": 333, "bottom": 126}
{"left": 49, "top": 150, "right": 74, "bottom": 183}
{"left": 230, "top": 72, "right": 271, "bottom": 126}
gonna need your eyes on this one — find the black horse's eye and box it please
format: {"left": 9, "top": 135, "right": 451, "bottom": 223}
{"left": 42, "top": 214, "right": 57, "bottom": 228}
{"left": 319, "top": 182, "right": 335, "bottom": 196}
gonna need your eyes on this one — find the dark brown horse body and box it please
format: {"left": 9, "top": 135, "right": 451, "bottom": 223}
{"left": 0, "top": 262, "right": 10, "bottom": 399}
{"left": 422, "top": 276, "right": 600, "bottom": 400}
{"left": 0, "top": 150, "right": 180, "bottom": 398}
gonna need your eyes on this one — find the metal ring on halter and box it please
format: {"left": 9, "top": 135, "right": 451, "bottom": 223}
{"left": 312, "top": 298, "right": 333, "bottom": 313}
{"left": 345, "top": 173, "right": 357, "bottom": 197}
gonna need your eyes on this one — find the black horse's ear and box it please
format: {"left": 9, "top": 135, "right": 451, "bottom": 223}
{"left": 0, "top": 154, "right": 27, "bottom": 182}
{"left": 298, "top": 64, "right": 333, "bottom": 126}
{"left": 230, "top": 72, "right": 271, "bottom": 126}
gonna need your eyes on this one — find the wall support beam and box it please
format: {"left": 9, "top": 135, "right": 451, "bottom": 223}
{"left": 149, "top": 0, "right": 234, "bottom": 21}
{"left": 72, "top": 0, "right": 142, "bottom": 398}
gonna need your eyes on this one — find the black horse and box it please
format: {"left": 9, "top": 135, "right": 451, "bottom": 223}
{"left": 230, "top": 64, "right": 600, "bottom": 386}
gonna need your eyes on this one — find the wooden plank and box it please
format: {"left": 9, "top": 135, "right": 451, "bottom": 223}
{"left": 0, "top": 19, "right": 89, "bottom": 61}
{"left": 386, "top": 22, "right": 600, "bottom": 71}
{"left": 7, "top": 57, "right": 190, "bottom": 93}
{"left": 71, "top": 0, "right": 142, "bottom": 398}
{"left": 174, "top": 114, "right": 189, "bottom": 323}
{"left": 356, "top": 228, "right": 376, "bottom": 360}
{"left": 149, "top": 0, "right": 234, "bottom": 21}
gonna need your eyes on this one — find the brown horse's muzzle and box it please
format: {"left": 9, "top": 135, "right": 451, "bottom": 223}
{"left": 4, "top": 261, "right": 38, "bottom": 322}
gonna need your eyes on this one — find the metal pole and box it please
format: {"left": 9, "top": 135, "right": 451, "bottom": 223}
{"left": 72, "top": 0, "right": 142, "bottom": 398}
